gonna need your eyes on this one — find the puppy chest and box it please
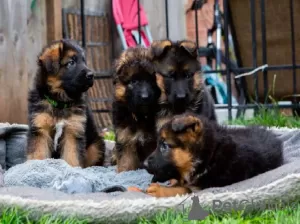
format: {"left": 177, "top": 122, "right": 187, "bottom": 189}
{"left": 117, "top": 127, "right": 156, "bottom": 148}
{"left": 52, "top": 116, "right": 87, "bottom": 151}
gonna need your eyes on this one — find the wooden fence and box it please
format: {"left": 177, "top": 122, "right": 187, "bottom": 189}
{"left": 0, "top": 0, "right": 48, "bottom": 124}
{"left": 0, "top": 0, "right": 186, "bottom": 128}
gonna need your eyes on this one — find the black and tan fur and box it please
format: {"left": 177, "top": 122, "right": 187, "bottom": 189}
{"left": 150, "top": 39, "right": 217, "bottom": 131}
{"left": 26, "top": 39, "right": 105, "bottom": 167}
{"left": 112, "top": 46, "right": 161, "bottom": 172}
{"left": 144, "top": 113, "right": 283, "bottom": 197}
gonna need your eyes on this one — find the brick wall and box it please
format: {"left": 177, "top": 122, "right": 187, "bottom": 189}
{"left": 185, "top": 0, "right": 223, "bottom": 47}
{"left": 185, "top": 0, "right": 239, "bottom": 101}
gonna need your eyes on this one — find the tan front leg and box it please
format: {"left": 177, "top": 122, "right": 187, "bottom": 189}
{"left": 116, "top": 143, "right": 140, "bottom": 172}
{"left": 61, "top": 115, "right": 86, "bottom": 167}
{"left": 27, "top": 112, "right": 54, "bottom": 160}
{"left": 115, "top": 127, "right": 140, "bottom": 172}
{"left": 61, "top": 133, "right": 81, "bottom": 167}
{"left": 27, "top": 132, "right": 52, "bottom": 160}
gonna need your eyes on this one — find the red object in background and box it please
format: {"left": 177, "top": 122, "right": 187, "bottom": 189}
{"left": 113, "top": 0, "right": 151, "bottom": 48}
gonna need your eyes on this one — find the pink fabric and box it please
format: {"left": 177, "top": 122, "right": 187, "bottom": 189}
{"left": 113, "top": 0, "right": 149, "bottom": 28}
{"left": 124, "top": 30, "right": 150, "bottom": 47}
{"left": 113, "top": 0, "right": 150, "bottom": 47}
{"left": 113, "top": 0, "right": 124, "bottom": 25}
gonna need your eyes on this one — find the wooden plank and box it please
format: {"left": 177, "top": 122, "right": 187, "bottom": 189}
{"left": 0, "top": 0, "right": 28, "bottom": 124}
{"left": 67, "top": 14, "right": 74, "bottom": 39}
{"left": 167, "top": 0, "right": 186, "bottom": 40}
{"left": 141, "top": 0, "right": 166, "bottom": 41}
{"left": 26, "top": 0, "right": 47, "bottom": 89}
{"left": 0, "top": 0, "right": 10, "bottom": 123}
{"left": 46, "top": 0, "right": 62, "bottom": 43}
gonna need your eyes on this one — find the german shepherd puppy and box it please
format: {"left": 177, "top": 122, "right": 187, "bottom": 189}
{"left": 150, "top": 39, "right": 217, "bottom": 130}
{"left": 26, "top": 39, "right": 105, "bottom": 168}
{"left": 112, "top": 46, "right": 161, "bottom": 172}
{"left": 143, "top": 113, "right": 283, "bottom": 197}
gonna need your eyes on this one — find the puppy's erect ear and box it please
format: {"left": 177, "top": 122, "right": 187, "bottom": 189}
{"left": 171, "top": 114, "right": 202, "bottom": 134}
{"left": 150, "top": 40, "right": 172, "bottom": 58}
{"left": 114, "top": 49, "right": 129, "bottom": 75}
{"left": 38, "top": 40, "right": 64, "bottom": 74}
{"left": 179, "top": 40, "right": 198, "bottom": 58}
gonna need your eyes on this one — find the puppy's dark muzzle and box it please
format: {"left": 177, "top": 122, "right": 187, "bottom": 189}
{"left": 141, "top": 92, "right": 149, "bottom": 100}
{"left": 86, "top": 71, "right": 94, "bottom": 81}
{"left": 139, "top": 87, "right": 152, "bottom": 104}
{"left": 143, "top": 157, "right": 150, "bottom": 168}
{"left": 171, "top": 79, "right": 190, "bottom": 105}
{"left": 172, "top": 93, "right": 189, "bottom": 112}
{"left": 143, "top": 155, "right": 155, "bottom": 173}
{"left": 80, "top": 70, "right": 94, "bottom": 88}
{"left": 175, "top": 93, "right": 187, "bottom": 101}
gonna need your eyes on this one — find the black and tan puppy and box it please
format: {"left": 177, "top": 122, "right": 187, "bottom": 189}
{"left": 143, "top": 113, "right": 283, "bottom": 197}
{"left": 26, "top": 39, "right": 105, "bottom": 168}
{"left": 150, "top": 39, "right": 217, "bottom": 130}
{"left": 112, "top": 46, "right": 161, "bottom": 172}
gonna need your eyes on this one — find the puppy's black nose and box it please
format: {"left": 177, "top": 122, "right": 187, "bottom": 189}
{"left": 86, "top": 71, "right": 94, "bottom": 80}
{"left": 175, "top": 93, "right": 187, "bottom": 100}
{"left": 141, "top": 92, "right": 149, "bottom": 100}
{"left": 143, "top": 159, "right": 149, "bottom": 168}
{"left": 143, "top": 156, "right": 153, "bottom": 168}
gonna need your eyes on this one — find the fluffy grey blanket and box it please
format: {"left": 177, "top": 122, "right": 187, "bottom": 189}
{"left": 1, "top": 123, "right": 300, "bottom": 223}
{"left": 4, "top": 160, "right": 154, "bottom": 194}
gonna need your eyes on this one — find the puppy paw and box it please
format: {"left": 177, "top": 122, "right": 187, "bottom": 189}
{"left": 149, "top": 183, "right": 160, "bottom": 188}
{"left": 127, "top": 186, "right": 143, "bottom": 192}
{"left": 168, "top": 179, "right": 178, "bottom": 186}
{"left": 146, "top": 183, "right": 164, "bottom": 197}
{"left": 146, "top": 183, "right": 191, "bottom": 197}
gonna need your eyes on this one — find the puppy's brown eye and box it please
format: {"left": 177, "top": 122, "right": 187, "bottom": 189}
{"left": 66, "top": 60, "right": 76, "bottom": 68}
{"left": 163, "top": 72, "right": 174, "bottom": 79}
{"left": 169, "top": 71, "right": 176, "bottom": 78}
{"left": 160, "top": 141, "right": 170, "bottom": 153}
{"left": 130, "top": 80, "right": 138, "bottom": 85}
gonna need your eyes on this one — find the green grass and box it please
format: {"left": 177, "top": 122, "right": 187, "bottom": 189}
{"left": 139, "top": 203, "right": 300, "bottom": 224}
{"left": 1, "top": 108, "right": 300, "bottom": 223}
{"left": 228, "top": 107, "right": 300, "bottom": 128}
{"left": 102, "top": 130, "right": 115, "bottom": 141}
{"left": 2, "top": 203, "right": 300, "bottom": 224}
{"left": 0, "top": 207, "right": 90, "bottom": 224}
